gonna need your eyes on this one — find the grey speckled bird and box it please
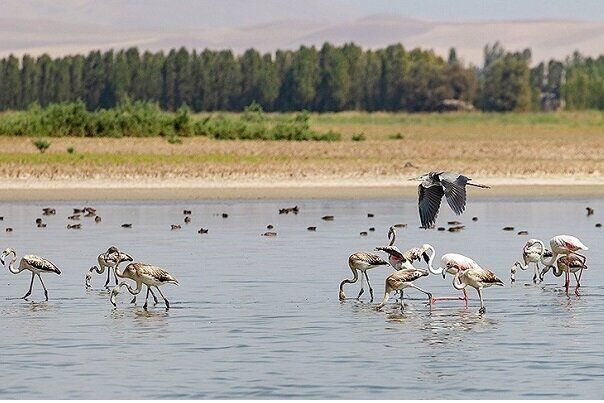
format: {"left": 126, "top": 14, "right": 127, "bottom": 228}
{"left": 410, "top": 171, "right": 490, "bottom": 229}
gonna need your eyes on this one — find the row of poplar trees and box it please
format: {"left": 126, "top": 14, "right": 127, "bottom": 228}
{"left": 0, "top": 42, "right": 601, "bottom": 112}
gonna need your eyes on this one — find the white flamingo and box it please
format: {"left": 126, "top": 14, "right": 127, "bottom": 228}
{"left": 339, "top": 252, "right": 389, "bottom": 302}
{"left": 110, "top": 262, "right": 179, "bottom": 310}
{"left": 510, "top": 239, "right": 552, "bottom": 284}
{"left": 427, "top": 253, "right": 483, "bottom": 304}
{"left": 445, "top": 265, "right": 504, "bottom": 314}
{"left": 539, "top": 235, "right": 588, "bottom": 266}
{"left": 537, "top": 235, "right": 588, "bottom": 284}
{"left": 1, "top": 248, "right": 61, "bottom": 301}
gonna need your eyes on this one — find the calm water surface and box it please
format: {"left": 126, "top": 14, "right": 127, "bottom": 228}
{"left": 0, "top": 197, "right": 602, "bottom": 399}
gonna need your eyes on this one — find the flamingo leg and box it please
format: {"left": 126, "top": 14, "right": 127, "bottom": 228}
{"left": 155, "top": 286, "right": 170, "bottom": 310}
{"left": 431, "top": 289, "right": 468, "bottom": 305}
{"left": 104, "top": 266, "right": 111, "bottom": 288}
{"left": 143, "top": 286, "right": 150, "bottom": 310}
{"left": 407, "top": 283, "right": 432, "bottom": 306}
{"left": 364, "top": 271, "right": 374, "bottom": 302}
{"left": 150, "top": 288, "right": 159, "bottom": 304}
{"left": 37, "top": 274, "right": 49, "bottom": 301}
{"left": 478, "top": 288, "right": 486, "bottom": 314}
{"left": 113, "top": 268, "right": 119, "bottom": 285}
{"left": 22, "top": 272, "right": 35, "bottom": 300}
{"left": 574, "top": 270, "right": 583, "bottom": 296}
{"left": 564, "top": 271, "right": 570, "bottom": 296}
{"left": 356, "top": 273, "right": 365, "bottom": 300}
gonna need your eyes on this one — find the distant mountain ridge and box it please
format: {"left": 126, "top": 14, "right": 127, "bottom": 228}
{"left": 1, "top": 10, "right": 603, "bottom": 64}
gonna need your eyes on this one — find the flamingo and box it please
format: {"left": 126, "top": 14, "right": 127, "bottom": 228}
{"left": 339, "top": 252, "right": 389, "bottom": 302}
{"left": 85, "top": 246, "right": 133, "bottom": 289}
{"left": 376, "top": 267, "right": 432, "bottom": 312}
{"left": 374, "top": 226, "right": 428, "bottom": 270}
{"left": 0, "top": 248, "right": 61, "bottom": 301}
{"left": 510, "top": 239, "right": 552, "bottom": 284}
{"left": 110, "top": 262, "right": 179, "bottom": 310}
{"left": 427, "top": 253, "right": 483, "bottom": 304}
{"left": 550, "top": 253, "right": 588, "bottom": 296}
{"left": 537, "top": 235, "right": 588, "bottom": 282}
{"left": 444, "top": 265, "right": 504, "bottom": 314}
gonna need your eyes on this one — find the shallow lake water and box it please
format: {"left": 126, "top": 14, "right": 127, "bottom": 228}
{"left": 0, "top": 196, "right": 602, "bottom": 399}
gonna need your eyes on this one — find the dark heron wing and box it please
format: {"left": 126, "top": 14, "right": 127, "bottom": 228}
{"left": 418, "top": 181, "right": 444, "bottom": 228}
{"left": 439, "top": 172, "right": 468, "bottom": 215}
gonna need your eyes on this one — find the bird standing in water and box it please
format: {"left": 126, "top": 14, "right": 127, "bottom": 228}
{"left": 376, "top": 267, "right": 432, "bottom": 312}
{"left": 1, "top": 248, "right": 61, "bottom": 301}
{"left": 85, "top": 246, "right": 133, "bottom": 289}
{"left": 444, "top": 265, "right": 503, "bottom": 314}
{"left": 410, "top": 171, "right": 490, "bottom": 228}
{"left": 511, "top": 239, "right": 552, "bottom": 284}
{"left": 110, "top": 262, "right": 179, "bottom": 310}
{"left": 339, "top": 252, "right": 389, "bottom": 302}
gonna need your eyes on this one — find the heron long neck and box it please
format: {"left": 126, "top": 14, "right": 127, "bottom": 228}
{"left": 452, "top": 273, "right": 467, "bottom": 290}
{"left": 5, "top": 253, "right": 22, "bottom": 274}
{"left": 426, "top": 246, "right": 442, "bottom": 275}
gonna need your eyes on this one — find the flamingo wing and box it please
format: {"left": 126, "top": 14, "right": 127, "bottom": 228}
{"left": 23, "top": 255, "right": 61, "bottom": 274}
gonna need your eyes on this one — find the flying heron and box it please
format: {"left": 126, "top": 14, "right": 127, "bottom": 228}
{"left": 410, "top": 171, "right": 490, "bottom": 228}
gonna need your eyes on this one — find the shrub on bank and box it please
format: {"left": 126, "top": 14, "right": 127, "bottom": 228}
{"left": 0, "top": 101, "right": 340, "bottom": 141}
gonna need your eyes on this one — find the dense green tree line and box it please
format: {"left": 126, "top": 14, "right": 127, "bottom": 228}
{"left": 0, "top": 42, "right": 602, "bottom": 112}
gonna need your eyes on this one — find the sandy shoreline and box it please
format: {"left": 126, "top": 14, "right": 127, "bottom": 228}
{"left": 1, "top": 176, "right": 604, "bottom": 200}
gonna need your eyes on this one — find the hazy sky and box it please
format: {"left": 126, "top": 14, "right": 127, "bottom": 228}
{"left": 355, "top": 0, "right": 604, "bottom": 22}
{"left": 4, "top": 0, "right": 604, "bottom": 30}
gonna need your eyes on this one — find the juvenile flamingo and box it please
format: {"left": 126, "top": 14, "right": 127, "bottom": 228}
{"left": 376, "top": 267, "right": 432, "bottom": 312}
{"left": 510, "top": 239, "right": 552, "bottom": 284}
{"left": 1, "top": 248, "right": 61, "bottom": 301}
{"left": 339, "top": 252, "right": 389, "bottom": 302}
{"left": 85, "top": 246, "right": 133, "bottom": 288}
{"left": 551, "top": 253, "right": 588, "bottom": 296}
{"left": 445, "top": 265, "right": 504, "bottom": 314}
{"left": 110, "top": 262, "right": 179, "bottom": 310}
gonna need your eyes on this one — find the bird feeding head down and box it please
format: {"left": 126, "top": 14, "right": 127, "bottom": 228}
{"left": 0, "top": 248, "right": 15, "bottom": 265}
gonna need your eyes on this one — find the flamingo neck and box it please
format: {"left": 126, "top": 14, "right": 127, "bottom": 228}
{"left": 339, "top": 267, "right": 359, "bottom": 294}
{"left": 117, "top": 281, "right": 141, "bottom": 295}
{"left": 5, "top": 253, "right": 22, "bottom": 274}
{"left": 426, "top": 246, "right": 442, "bottom": 275}
{"left": 388, "top": 229, "right": 396, "bottom": 246}
{"left": 452, "top": 273, "right": 467, "bottom": 290}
